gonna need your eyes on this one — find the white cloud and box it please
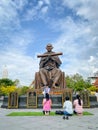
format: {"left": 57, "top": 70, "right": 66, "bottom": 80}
{"left": 0, "top": 51, "right": 39, "bottom": 86}
{"left": 0, "top": 0, "right": 98, "bottom": 86}
{"left": 0, "top": 0, "right": 20, "bottom": 28}
{"left": 22, "top": 0, "right": 50, "bottom": 21}
{"left": 12, "top": 0, "right": 28, "bottom": 10}
{"left": 49, "top": 2, "right": 98, "bottom": 78}
{"left": 9, "top": 30, "right": 34, "bottom": 50}
{"left": 41, "top": 6, "right": 49, "bottom": 14}
{"left": 24, "top": 8, "right": 37, "bottom": 21}
{"left": 62, "top": 0, "right": 98, "bottom": 22}
{"left": 44, "top": 0, "right": 50, "bottom": 5}
{"left": 37, "top": 0, "right": 44, "bottom": 8}
{"left": 88, "top": 56, "right": 95, "bottom": 63}
{"left": 87, "top": 56, "right": 98, "bottom": 74}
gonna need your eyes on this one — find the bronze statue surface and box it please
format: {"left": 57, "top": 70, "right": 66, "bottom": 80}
{"left": 35, "top": 43, "right": 66, "bottom": 89}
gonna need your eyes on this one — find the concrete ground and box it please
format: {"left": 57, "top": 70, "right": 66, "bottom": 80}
{"left": 0, "top": 108, "right": 98, "bottom": 130}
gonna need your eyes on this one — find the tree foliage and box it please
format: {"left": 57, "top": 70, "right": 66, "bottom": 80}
{"left": 0, "top": 86, "right": 16, "bottom": 96}
{"left": 65, "top": 73, "right": 91, "bottom": 92}
{"left": 16, "top": 86, "right": 29, "bottom": 96}
{"left": 0, "top": 78, "right": 15, "bottom": 87}
{"left": 87, "top": 85, "right": 98, "bottom": 91}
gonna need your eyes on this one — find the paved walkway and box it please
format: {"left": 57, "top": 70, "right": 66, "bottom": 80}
{"left": 0, "top": 108, "right": 98, "bottom": 130}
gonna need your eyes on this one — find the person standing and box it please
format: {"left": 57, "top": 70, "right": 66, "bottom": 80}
{"left": 42, "top": 85, "right": 50, "bottom": 97}
{"left": 73, "top": 94, "right": 83, "bottom": 115}
{"left": 63, "top": 96, "right": 73, "bottom": 120}
{"left": 42, "top": 93, "right": 52, "bottom": 115}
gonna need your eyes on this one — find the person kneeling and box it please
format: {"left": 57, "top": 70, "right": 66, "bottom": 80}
{"left": 42, "top": 93, "right": 52, "bottom": 115}
{"left": 63, "top": 96, "right": 73, "bottom": 120}
{"left": 73, "top": 94, "right": 83, "bottom": 115}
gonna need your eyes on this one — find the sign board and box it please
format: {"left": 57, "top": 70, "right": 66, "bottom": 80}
{"left": 27, "top": 91, "right": 37, "bottom": 108}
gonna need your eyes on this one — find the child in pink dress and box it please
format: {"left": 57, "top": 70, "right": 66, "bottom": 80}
{"left": 42, "top": 93, "right": 52, "bottom": 115}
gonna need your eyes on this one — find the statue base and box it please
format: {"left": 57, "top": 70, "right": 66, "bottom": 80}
{"left": 1, "top": 94, "right": 63, "bottom": 108}
{"left": 1, "top": 89, "right": 98, "bottom": 109}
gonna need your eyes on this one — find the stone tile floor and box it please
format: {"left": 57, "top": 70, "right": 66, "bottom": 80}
{"left": 0, "top": 108, "right": 98, "bottom": 130}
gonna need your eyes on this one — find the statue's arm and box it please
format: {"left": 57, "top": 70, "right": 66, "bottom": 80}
{"left": 39, "top": 56, "right": 50, "bottom": 68}
{"left": 51, "top": 56, "right": 62, "bottom": 67}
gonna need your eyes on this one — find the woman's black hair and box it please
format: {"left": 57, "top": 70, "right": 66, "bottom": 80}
{"left": 76, "top": 94, "right": 81, "bottom": 106}
{"left": 45, "top": 93, "right": 49, "bottom": 101}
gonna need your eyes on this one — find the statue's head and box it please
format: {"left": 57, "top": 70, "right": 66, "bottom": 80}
{"left": 46, "top": 43, "right": 53, "bottom": 52}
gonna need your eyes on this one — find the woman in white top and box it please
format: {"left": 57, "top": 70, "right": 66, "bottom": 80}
{"left": 63, "top": 96, "right": 73, "bottom": 120}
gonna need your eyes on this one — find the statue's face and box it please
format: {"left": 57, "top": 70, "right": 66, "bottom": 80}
{"left": 46, "top": 46, "right": 52, "bottom": 52}
{"left": 46, "top": 44, "right": 53, "bottom": 52}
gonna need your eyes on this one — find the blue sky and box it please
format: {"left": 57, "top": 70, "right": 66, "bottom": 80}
{"left": 0, "top": 0, "right": 98, "bottom": 86}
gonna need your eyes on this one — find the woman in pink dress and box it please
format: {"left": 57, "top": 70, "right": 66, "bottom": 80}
{"left": 42, "top": 93, "right": 52, "bottom": 115}
{"left": 73, "top": 94, "right": 83, "bottom": 115}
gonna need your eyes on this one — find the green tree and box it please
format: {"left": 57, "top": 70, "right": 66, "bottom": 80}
{"left": 65, "top": 75, "right": 75, "bottom": 89}
{"left": 65, "top": 73, "right": 91, "bottom": 92}
{"left": 0, "top": 78, "right": 15, "bottom": 87}
{"left": 16, "top": 86, "right": 29, "bottom": 95}
{"left": 87, "top": 85, "right": 97, "bottom": 92}
{"left": 14, "top": 79, "right": 20, "bottom": 87}
{"left": 0, "top": 85, "right": 16, "bottom": 96}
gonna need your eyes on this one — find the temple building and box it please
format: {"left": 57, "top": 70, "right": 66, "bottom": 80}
{"left": 2, "top": 65, "right": 8, "bottom": 79}
{"left": 88, "top": 71, "right": 98, "bottom": 85}
{"left": 93, "top": 78, "right": 98, "bottom": 88}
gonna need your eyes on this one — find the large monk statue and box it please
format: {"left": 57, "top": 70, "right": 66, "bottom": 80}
{"left": 34, "top": 43, "right": 66, "bottom": 89}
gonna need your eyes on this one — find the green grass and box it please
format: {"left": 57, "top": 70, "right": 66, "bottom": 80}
{"left": 7, "top": 111, "right": 55, "bottom": 116}
{"left": 6, "top": 111, "right": 93, "bottom": 116}
{"left": 82, "top": 111, "right": 93, "bottom": 116}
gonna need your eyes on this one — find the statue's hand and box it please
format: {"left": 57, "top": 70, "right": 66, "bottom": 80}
{"left": 47, "top": 55, "right": 51, "bottom": 60}
{"left": 44, "top": 55, "right": 52, "bottom": 63}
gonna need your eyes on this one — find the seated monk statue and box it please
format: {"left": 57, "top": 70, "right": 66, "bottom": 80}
{"left": 35, "top": 43, "right": 65, "bottom": 89}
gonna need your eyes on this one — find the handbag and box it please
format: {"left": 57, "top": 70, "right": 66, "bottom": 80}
{"left": 55, "top": 110, "right": 64, "bottom": 115}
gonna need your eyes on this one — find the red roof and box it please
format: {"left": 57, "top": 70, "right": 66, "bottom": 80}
{"left": 94, "top": 78, "right": 98, "bottom": 87}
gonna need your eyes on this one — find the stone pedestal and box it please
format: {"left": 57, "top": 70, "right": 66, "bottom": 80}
{"left": 89, "top": 95, "right": 98, "bottom": 108}
{"left": 0, "top": 96, "right": 4, "bottom": 107}
{"left": 1, "top": 96, "right": 8, "bottom": 108}
{"left": 18, "top": 95, "right": 27, "bottom": 108}
{"left": 1, "top": 94, "right": 63, "bottom": 108}
{"left": 1, "top": 94, "right": 98, "bottom": 108}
